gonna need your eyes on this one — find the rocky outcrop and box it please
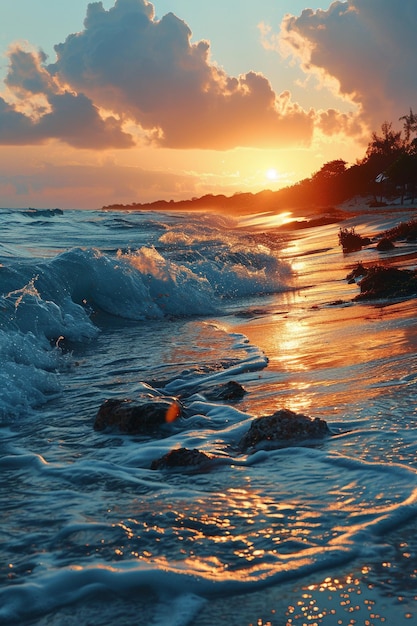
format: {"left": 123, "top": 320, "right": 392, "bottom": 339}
{"left": 94, "top": 389, "right": 332, "bottom": 470}
{"left": 376, "top": 218, "right": 417, "bottom": 243}
{"left": 197, "top": 380, "right": 246, "bottom": 402}
{"left": 239, "top": 408, "right": 331, "bottom": 451}
{"left": 94, "top": 397, "right": 182, "bottom": 434}
{"left": 347, "top": 262, "right": 417, "bottom": 300}
{"left": 150, "top": 447, "right": 214, "bottom": 470}
{"left": 94, "top": 380, "right": 247, "bottom": 435}
{"left": 150, "top": 409, "right": 332, "bottom": 469}
{"left": 354, "top": 265, "right": 417, "bottom": 300}
{"left": 376, "top": 237, "right": 395, "bottom": 251}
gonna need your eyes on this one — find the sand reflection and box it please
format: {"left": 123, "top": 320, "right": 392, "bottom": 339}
{"left": 232, "top": 298, "right": 417, "bottom": 418}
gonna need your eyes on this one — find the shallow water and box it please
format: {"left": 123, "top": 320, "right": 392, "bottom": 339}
{"left": 1, "top": 205, "right": 417, "bottom": 624}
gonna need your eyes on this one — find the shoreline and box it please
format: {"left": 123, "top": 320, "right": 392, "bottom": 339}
{"left": 4, "top": 201, "right": 417, "bottom": 626}
{"left": 204, "top": 203, "right": 417, "bottom": 625}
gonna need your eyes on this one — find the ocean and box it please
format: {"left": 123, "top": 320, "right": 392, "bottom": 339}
{"left": 1, "top": 204, "right": 417, "bottom": 625}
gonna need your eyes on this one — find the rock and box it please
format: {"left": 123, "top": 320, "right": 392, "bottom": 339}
{"left": 150, "top": 447, "right": 213, "bottom": 470}
{"left": 376, "top": 237, "right": 395, "bottom": 251}
{"left": 355, "top": 265, "right": 417, "bottom": 300}
{"left": 239, "top": 408, "right": 331, "bottom": 451}
{"left": 93, "top": 379, "right": 245, "bottom": 437}
{"left": 198, "top": 380, "right": 246, "bottom": 402}
{"left": 94, "top": 397, "right": 182, "bottom": 434}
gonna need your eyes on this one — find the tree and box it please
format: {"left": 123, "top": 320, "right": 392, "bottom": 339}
{"left": 399, "top": 108, "right": 417, "bottom": 146}
{"left": 312, "top": 159, "right": 347, "bottom": 181}
{"left": 364, "top": 121, "right": 403, "bottom": 162}
{"left": 386, "top": 152, "right": 417, "bottom": 203}
{"left": 309, "top": 159, "right": 349, "bottom": 205}
{"left": 360, "top": 122, "right": 405, "bottom": 201}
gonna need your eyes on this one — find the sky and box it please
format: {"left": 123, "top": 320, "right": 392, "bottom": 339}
{"left": 0, "top": 0, "right": 416, "bottom": 209}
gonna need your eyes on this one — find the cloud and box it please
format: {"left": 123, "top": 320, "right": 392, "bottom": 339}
{"left": 37, "top": 92, "right": 135, "bottom": 148}
{"left": 3, "top": 0, "right": 390, "bottom": 152}
{"left": 46, "top": 0, "right": 315, "bottom": 149}
{"left": 0, "top": 156, "right": 198, "bottom": 207}
{"left": 0, "top": 96, "right": 39, "bottom": 145}
{"left": 0, "top": 45, "right": 134, "bottom": 148}
{"left": 317, "top": 108, "right": 363, "bottom": 137}
{"left": 6, "top": 47, "right": 54, "bottom": 97}
{"left": 280, "top": 0, "right": 417, "bottom": 132}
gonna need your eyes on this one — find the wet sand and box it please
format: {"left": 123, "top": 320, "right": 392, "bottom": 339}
{"left": 195, "top": 200, "right": 417, "bottom": 625}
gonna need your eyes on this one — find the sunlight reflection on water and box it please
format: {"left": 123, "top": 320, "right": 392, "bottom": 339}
{"left": 239, "top": 211, "right": 302, "bottom": 230}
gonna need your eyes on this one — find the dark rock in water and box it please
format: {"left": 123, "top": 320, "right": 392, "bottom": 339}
{"left": 235, "top": 308, "right": 271, "bottom": 319}
{"left": 198, "top": 380, "right": 246, "bottom": 402}
{"left": 94, "top": 397, "right": 182, "bottom": 434}
{"left": 151, "top": 447, "right": 213, "bottom": 470}
{"left": 355, "top": 265, "right": 417, "bottom": 300}
{"left": 94, "top": 379, "right": 245, "bottom": 437}
{"left": 376, "top": 237, "right": 395, "bottom": 251}
{"left": 239, "top": 408, "right": 331, "bottom": 451}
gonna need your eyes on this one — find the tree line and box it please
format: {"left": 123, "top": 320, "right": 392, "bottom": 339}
{"left": 104, "top": 109, "right": 417, "bottom": 213}
{"left": 283, "top": 109, "right": 417, "bottom": 207}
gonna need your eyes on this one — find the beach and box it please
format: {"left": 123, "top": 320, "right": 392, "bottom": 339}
{"left": 1, "top": 200, "right": 417, "bottom": 625}
{"left": 1, "top": 1, "right": 417, "bottom": 622}
{"left": 200, "top": 199, "right": 417, "bottom": 626}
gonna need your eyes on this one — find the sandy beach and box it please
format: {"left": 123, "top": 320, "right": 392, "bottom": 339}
{"left": 192, "top": 199, "right": 417, "bottom": 626}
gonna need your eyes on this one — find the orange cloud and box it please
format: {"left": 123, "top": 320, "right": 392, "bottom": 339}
{"left": 280, "top": 0, "right": 417, "bottom": 133}
{"left": 317, "top": 108, "right": 364, "bottom": 138}
{"left": 46, "top": 0, "right": 315, "bottom": 150}
{"left": 1, "top": 45, "right": 134, "bottom": 148}
{"left": 0, "top": 144, "right": 215, "bottom": 209}
{"left": 4, "top": 0, "right": 403, "bottom": 154}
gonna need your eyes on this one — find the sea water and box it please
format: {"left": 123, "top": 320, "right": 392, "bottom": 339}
{"left": 1, "top": 205, "right": 417, "bottom": 625}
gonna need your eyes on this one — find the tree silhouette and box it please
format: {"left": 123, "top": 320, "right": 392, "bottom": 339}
{"left": 312, "top": 159, "right": 347, "bottom": 181}
{"left": 364, "top": 121, "right": 403, "bottom": 164}
{"left": 399, "top": 108, "right": 417, "bottom": 145}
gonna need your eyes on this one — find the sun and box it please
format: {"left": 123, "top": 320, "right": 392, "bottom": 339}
{"left": 266, "top": 168, "right": 279, "bottom": 181}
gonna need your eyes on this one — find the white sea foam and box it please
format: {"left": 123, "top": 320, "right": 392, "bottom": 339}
{"left": 0, "top": 221, "right": 290, "bottom": 421}
{"left": 1, "top": 447, "right": 416, "bottom": 625}
{"left": 2, "top": 207, "right": 417, "bottom": 625}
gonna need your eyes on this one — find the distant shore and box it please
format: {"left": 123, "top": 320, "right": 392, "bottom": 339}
{"left": 102, "top": 191, "right": 417, "bottom": 223}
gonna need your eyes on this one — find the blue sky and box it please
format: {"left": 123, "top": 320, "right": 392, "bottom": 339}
{"left": 0, "top": 1, "right": 415, "bottom": 208}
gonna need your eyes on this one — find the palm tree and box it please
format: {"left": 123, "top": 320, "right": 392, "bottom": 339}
{"left": 399, "top": 108, "right": 417, "bottom": 146}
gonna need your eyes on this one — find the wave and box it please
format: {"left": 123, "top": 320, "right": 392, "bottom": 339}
{"left": 4, "top": 207, "right": 417, "bottom": 624}
{"left": 0, "top": 221, "right": 292, "bottom": 421}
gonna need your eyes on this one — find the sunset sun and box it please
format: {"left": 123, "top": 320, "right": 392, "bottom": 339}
{"left": 266, "top": 168, "right": 279, "bottom": 181}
